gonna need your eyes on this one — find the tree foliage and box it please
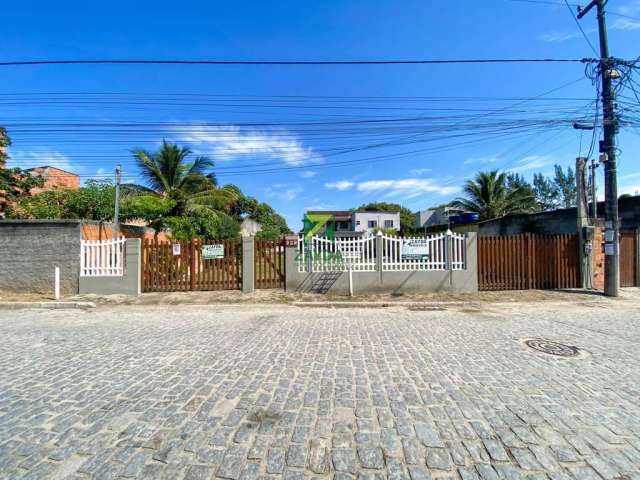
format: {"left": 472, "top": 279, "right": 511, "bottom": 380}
{"left": 356, "top": 202, "right": 416, "bottom": 234}
{"left": 451, "top": 170, "right": 537, "bottom": 220}
{"left": 9, "top": 180, "right": 114, "bottom": 220}
{"left": 532, "top": 165, "right": 577, "bottom": 211}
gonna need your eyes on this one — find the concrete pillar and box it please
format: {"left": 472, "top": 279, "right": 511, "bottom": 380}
{"left": 242, "top": 236, "right": 255, "bottom": 293}
{"left": 284, "top": 235, "right": 300, "bottom": 291}
{"left": 129, "top": 238, "right": 142, "bottom": 296}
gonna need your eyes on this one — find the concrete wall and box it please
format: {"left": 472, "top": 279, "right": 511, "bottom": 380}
{"left": 79, "top": 239, "right": 141, "bottom": 296}
{"left": 478, "top": 196, "right": 640, "bottom": 236}
{"left": 0, "top": 220, "right": 81, "bottom": 294}
{"left": 285, "top": 232, "right": 478, "bottom": 295}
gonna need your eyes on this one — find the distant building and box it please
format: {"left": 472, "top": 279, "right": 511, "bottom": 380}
{"left": 28, "top": 166, "right": 80, "bottom": 194}
{"left": 352, "top": 211, "right": 400, "bottom": 232}
{"left": 240, "top": 218, "right": 262, "bottom": 236}
{"left": 303, "top": 210, "right": 400, "bottom": 237}
{"left": 415, "top": 206, "right": 478, "bottom": 231}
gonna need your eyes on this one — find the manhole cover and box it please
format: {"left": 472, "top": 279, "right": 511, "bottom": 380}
{"left": 524, "top": 339, "right": 579, "bottom": 357}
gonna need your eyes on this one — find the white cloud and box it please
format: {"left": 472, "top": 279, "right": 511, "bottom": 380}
{"left": 8, "top": 148, "right": 76, "bottom": 172}
{"left": 508, "top": 155, "right": 549, "bottom": 173}
{"left": 325, "top": 180, "right": 355, "bottom": 191}
{"left": 409, "top": 167, "right": 432, "bottom": 175}
{"left": 179, "top": 125, "right": 317, "bottom": 166}
{"left": 265, "top": 183, "right": 303, "bottom": 201}
{"left": 620, "top": 171, "right": 640, "bottom": 181}
{"left": 299, "top": 170, "right": 317, "bottom": 178}
{"left": 356, "top": 178, "right": 460, "bottom": 199}
{"left": 463, "top": 155, "right": 499, "bottom": 166}
{"left": 611, "top": 18, "right": 640, "bottom": 31}
{"left": 305, "top": 203, "right": 337, "bottom": 210}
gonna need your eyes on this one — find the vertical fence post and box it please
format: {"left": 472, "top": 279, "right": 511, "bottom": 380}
{"left": 376, "top": 231, "right": 384, "bottom": 284}
{"left": 190, "top": 238, "right": 197, "bottom": 291}
{"left": 54, "top": 266, "right": 60, "bottom": 300}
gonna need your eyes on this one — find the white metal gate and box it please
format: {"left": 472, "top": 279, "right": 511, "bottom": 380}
{"left": 297, "top": 232, "right": 466, "bottom": 272}
{"left": 80, "top": 238, "right": 126, "bottom": 276}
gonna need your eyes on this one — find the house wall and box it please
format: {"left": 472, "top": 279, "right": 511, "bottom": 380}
{"left": 29, "top": 166, "right": 80, "bottom": 194}
{"left": 352, "top": 212, "right": 400, "bottom": 232}
{"left": 0, "top": 220, "right": 81, "bottom": 294}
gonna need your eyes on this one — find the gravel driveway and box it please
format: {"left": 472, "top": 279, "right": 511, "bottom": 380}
{"left": 1, "top": 297, "right": 639, "bottom": 479}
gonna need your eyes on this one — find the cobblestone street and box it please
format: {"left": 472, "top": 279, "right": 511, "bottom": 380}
{"left": 1, "top": 298, "right": 639, "bottom": 479}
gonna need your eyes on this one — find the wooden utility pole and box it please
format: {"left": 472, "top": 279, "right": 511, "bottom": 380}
{"left": 577, "top": 0, "right": 620, "bottom": 296}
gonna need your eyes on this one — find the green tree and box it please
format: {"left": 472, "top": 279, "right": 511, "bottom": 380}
{"left": 553, "top": 165, "right": 576, "bottom": 208}
{"left": 0, "top": 127, "right": 10, "bottom": 167}
{"left": 533, "top": 173, "right": 558, "bottom": 211}
{"left": 252, "top": 203, "right": 291, "bottom": 239}
{"left": 356, "top": 202, "right": 416, "bottom": 235}
{"left": 9, "top": 180, "right": 114, "bottom": 220}
{"left": 451, "top": 170, "right": 537, "bottom": 220}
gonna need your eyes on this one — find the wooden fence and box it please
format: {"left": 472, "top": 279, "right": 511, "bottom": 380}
{"left": 478, "top": 233, "right": 579, "bottom": 291}
{"left": 620, "top": 230, "right": 638, "bottom": 287}
{"left": 255, "top": 238, "right": 286, "bottom": 289}
{"left": 142, "top": 238, "right": 242, "bottom": 292}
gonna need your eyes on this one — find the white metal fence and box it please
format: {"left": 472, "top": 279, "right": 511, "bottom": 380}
{"left": 80, "top": 238, "right": 126, "bottom": 276}
{"left": 297, "top": 233, "right": 466, "bottom": 272}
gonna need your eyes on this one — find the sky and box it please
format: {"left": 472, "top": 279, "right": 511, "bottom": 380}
{"left": 2, "top": 0, "right": 640, "bottom": 230}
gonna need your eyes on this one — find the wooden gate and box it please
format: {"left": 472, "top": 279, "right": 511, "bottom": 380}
{"left": 255, "top": 238, "right": 285, "bottom": 289}
{"left": 620, "top": 230, "right": 638, "bottom": 287}
{"left": 478, "top": 233, "right": 579, "bottom": 291}
{"left": 142, "top": 238, "right": 242, "bottom": 292}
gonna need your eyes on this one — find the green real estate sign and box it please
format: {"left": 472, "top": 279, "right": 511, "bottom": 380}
{"left": 202, "top": 244, "right": 224, "bottom": 260}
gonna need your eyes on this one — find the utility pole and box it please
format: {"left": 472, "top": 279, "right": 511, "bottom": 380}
{"left": 577, "top": 0, "right": 620, "bottom": 296}
{"left": 113, "top": 164, "right": 122, "bottom": 240}
{"left": 589, "top": 158, "right": 598, "bottom": 222}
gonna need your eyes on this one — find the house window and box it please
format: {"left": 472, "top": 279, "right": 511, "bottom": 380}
{"left": 368, "top": 220, "right": 377, "bottom": 228}
{"left": 384, "top": 220, "right": 394, "bottom": 228}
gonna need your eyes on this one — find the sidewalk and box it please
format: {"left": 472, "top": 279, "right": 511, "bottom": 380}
{"left": 67, "top": 287, "right": 633, "bottom": 307}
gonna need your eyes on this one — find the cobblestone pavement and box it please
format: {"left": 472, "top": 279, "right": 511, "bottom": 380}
{"left": 1, "top": 299, "right": 639, "bottom": 479}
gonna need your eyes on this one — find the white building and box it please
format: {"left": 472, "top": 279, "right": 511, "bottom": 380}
{"left": 352, "top": 211, "right": 400, "bottom": 233}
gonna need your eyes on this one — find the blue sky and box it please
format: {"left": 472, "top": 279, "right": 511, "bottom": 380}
{"left": 2, "top": 0, "right": 640, "bottom": 230}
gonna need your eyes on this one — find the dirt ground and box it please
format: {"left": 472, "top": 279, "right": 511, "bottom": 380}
{"left": 66, "top": 287, "right": 640, "bottom": 306}
{"left": 4, "top": 287, "right": 638, "bottom": 306}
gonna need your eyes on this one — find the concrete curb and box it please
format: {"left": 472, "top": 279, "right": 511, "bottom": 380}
{"left": 290, "top": 301, "right": 476, "bottom": 309}
{"left": 0, "top": 301, "right": 96, "bottom": 310}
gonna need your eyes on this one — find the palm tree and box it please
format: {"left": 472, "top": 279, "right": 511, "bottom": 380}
{"left": 451, "top": 170, "right": 537, "bottom": 220}
{"left": 132, "top": 140, "right": 216, "bottom": 198}
{"left": 129, "top": 140, "right": 242, "bottom": 224}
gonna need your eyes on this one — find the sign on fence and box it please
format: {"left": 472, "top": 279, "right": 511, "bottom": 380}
{"left": 401, "top": 238, "right": 430, "bottom": 261}
{"left": 172, "top": 243, "right": 181, "bottom": 256}
{"left": 202, "top": 244, "right": 224, "bottom": 260}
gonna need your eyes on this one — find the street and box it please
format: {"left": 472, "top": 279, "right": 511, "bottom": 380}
{"left": 1, "top": 298, "right": 639, "bottom": 479}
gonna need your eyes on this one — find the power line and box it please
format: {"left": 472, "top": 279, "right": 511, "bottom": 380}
{"left": 563, "top": 0, "right": 599, "bottom": 57}
{"left": 0, "top": 58, "right": 597, "bottom": 68}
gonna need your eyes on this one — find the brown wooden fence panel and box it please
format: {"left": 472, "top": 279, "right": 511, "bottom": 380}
{"left": 620, "top": 231, "right": 638, "bottom": 287}
{"left": 478, "top": 233, "right": 579, "bottom": 291}
{"left": 255, "top": 238, "right": 286, "bottom": 289}
{"left": 142, "top": 238, "right": 242, "bottom": 292}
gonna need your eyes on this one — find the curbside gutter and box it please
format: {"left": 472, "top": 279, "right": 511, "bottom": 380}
{"left": 0, "top": 301, "right": 96, "bottom": 310}
{"left": 291, "top": 301, "right": 476, "bottom": 309}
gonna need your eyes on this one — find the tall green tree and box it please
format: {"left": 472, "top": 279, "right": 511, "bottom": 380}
{"left": 451, "top": 170, "right": 537, "bottom": 220}
{"left": 356, "top": 202, "right": 416, "bottom": 235}
{"left": 533, "top": 173, "right": 558, "bottom": 211}
{"left": 0, "top": 127, "right": 10, "bottom": 167}
{"left": 553, "top": 165, "right": 576, "bottom": 208}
